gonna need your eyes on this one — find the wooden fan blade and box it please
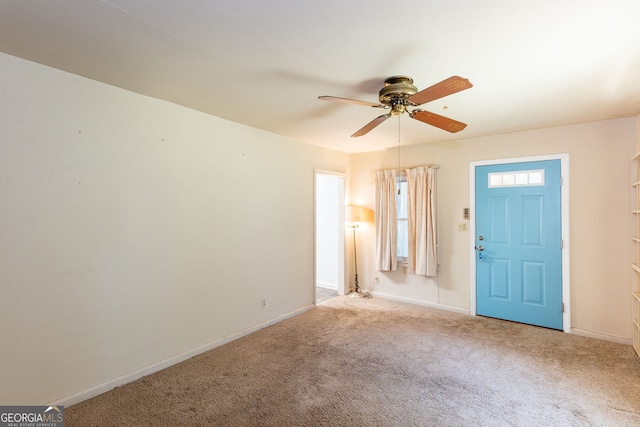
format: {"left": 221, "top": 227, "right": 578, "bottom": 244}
{"left": 408, "top": 76, "right": 472, "bottom": 105}
{"left": 352, "top": 113, "right": 391, "bottom": 137}
{"left": 410, "top": 110, "right": 467, "bottom": 133}
{"left": 318, "top": 95, "right": 385, "bottom": 108}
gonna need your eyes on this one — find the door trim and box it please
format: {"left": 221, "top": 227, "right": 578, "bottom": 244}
{"left": 469, "top": 154, "right": 571, "bottom": 333}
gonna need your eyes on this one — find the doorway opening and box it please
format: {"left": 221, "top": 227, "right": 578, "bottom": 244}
{"left": 314, "top": 171, "right": 346, "bottom": 304}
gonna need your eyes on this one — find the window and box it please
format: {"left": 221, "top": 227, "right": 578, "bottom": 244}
{"left": 375, "top": 166, "right": 437, "bottom": 276}
{"left": 396, "top": 174, "right": 408, "bottom": 261}
{"left": 488, "top": 169, "right": 544, "bottom": 188}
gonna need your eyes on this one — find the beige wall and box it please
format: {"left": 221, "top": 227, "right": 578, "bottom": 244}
{"left": 350, "top": 118, "right": 636, "bottom": 341}
{"left": 637, "top": 113, "right": 640, "bottom": 152}
{"left": 0, "top": 52, "right": 349, "bottom": 405}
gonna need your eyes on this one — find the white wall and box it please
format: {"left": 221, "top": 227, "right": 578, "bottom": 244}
{"left": 0, "top": 52, "right": 349, "bottom": 405}
{"left": 350, "top": 118, "right": 636, "bottom": 341}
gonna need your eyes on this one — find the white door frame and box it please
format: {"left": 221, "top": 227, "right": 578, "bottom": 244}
{"left": 469, "top": 154, "right": 571, "bottom": 333}
{"left": 314, "top": 170, "right": 346, "bottom": 304}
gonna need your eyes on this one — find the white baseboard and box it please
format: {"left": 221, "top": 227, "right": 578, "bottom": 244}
{"left": 372, "top": 292, "right": 633, "bottom": 345}
{"left": 570, "top": 328, "right": 632, "bottom": 345}
{"left": 372, "top": 292, "right": 634, "bottom": 346}
{"left": 53, "top": 299, "right": 632, "bottom": 408}
{"left": 369, "top": 291, "right": 471, "bottom": 315}
{"left": 52, "top": 304, "right": 315, "bottom": 407}
{"left": 316, "top": 282, "right": 338, "bottom": 290}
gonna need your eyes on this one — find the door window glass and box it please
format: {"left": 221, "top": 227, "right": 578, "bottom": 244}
{"left": 488, "top": 170, "right": 544, "bottom": 188}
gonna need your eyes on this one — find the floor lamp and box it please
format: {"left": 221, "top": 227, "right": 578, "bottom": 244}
{"left": 346, "top": 205, "right": 373, "bottom": 298}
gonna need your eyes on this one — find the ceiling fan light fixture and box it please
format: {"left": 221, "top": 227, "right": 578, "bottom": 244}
{"left": 391, "top": 104, "right": 405, "bottom": 116}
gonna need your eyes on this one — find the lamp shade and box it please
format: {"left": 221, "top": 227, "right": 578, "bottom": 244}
{"left": 346, "top": 205, "right": 373, "bottom": 223}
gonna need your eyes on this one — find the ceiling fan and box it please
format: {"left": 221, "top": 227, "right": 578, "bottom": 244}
{"left": 319, "top": 75, "right": 472, "bottom": 137}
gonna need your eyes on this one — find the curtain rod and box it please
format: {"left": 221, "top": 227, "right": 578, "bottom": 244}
{"left": 385, "top": 164, "right": 439, "bottom": 172}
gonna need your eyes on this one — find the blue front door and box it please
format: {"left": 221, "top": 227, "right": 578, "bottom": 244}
{"left": 475, "top": 160, "right": 562, "bottom": 330}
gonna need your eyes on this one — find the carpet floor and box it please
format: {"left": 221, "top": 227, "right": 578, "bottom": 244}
{"left": 66, "top": 296, "right": 640, "bottom": 426}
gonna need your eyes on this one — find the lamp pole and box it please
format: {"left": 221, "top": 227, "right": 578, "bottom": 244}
{"left": 348, "top": 223, "right": 371, "bottom": 298}
{"left": 352, "top": 224, "right": 359, "bottom": 291}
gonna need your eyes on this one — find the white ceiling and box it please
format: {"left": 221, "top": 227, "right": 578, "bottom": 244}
{"left": 1, "top": 0, "right": 639, "bottom": 153}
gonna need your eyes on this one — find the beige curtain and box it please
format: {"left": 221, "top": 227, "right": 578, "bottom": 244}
{"left": 375, "top": 169, "right": 397, "bottom": 271}
{"left": 405, "top": 166, "right": 437, "bottom": 276}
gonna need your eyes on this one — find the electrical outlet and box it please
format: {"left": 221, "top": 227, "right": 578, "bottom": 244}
{"left": 458, "top": 222, "right": 469, "bottom": 232}
{"left": 261, "top": 298, "right": 266, "bottom": 309}
{"left": 373, "top": 276, "right": 380, "bottom": 284}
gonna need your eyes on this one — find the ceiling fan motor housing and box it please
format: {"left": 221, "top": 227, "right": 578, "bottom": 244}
{"left": 379, "top": 75, "right": 418, "bottom": 114}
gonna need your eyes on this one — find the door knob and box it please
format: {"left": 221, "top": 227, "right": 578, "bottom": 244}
{"left": 476, "top": 245, "right": 484, "bottom": 251}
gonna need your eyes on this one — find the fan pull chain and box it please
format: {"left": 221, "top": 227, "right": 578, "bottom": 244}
{"left": 397, "top": 115, "right": 401, "bottom": 172}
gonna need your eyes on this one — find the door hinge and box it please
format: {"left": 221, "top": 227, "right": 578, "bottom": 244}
{"left": 562, "top": 302, "right": 565, "bottom": 313}
{"left": 560, "top": 176, "right": 564, "bottom": 186}
{"left": 561, "top": 239, "right": 564, "bottom": 249}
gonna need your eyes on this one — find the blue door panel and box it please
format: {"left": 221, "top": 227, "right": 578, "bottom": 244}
{"left": 490, "top": 198, "right": 509, "bottom": 244}
{"left": 522, "top": 196, "right": 543, "bottom": 246}
{"left": 522, "top": 261, "right": 544, "bottom": 304}
{"left": 476, "top": 160, "right": 562, "bottom": 330}
{"left": 490, "top": 259, "right": 510, "bottom": 300}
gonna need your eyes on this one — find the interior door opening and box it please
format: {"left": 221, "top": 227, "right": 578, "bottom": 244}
{"left": 314, "top": 171, "right": 345, "bottom": 304}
